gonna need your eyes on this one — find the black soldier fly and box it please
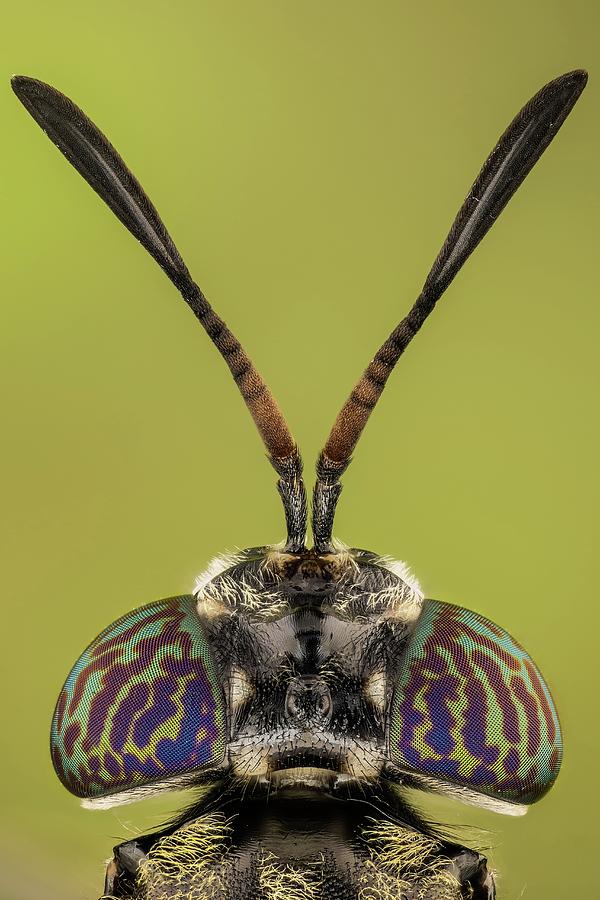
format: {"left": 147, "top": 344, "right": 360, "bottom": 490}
{"left": 11, "top": 68, "right": 586, "bottom": 899}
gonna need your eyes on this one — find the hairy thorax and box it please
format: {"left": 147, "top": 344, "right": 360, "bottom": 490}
{"left": 104, "top": 789, "right": 493, "bottom": 900}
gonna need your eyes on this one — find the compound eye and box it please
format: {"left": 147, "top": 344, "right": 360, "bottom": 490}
{"left": 389, "top": 600, "right": 562, "bottom": 810}
{"left": 51, "top": 596, "right": 226, "bottom": 801}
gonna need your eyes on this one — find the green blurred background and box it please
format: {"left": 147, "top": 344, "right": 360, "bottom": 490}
{"left": 1, "top": 2, "right": 598, "bottom": 898}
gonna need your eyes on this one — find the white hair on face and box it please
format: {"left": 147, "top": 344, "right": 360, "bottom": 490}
{"left": 193, "top": 544, "right": 424, "bottom": 623}
{"left": 378, "top": 556, "right": 424, "bottom": 599}
{"left": 192, "top": 550, "right": 245, "bottom": 597}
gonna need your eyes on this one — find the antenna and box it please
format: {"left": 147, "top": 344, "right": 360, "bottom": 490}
{"left": 12, "top": 76, "right": 307, "bottom": 552}
{"left": 312, "top": 70, "right": 587, "bottom": 551}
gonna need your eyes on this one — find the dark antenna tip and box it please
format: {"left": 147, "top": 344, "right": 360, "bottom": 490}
{"left": 562, "top": 68, "right": 588, "bottom": 87}
{"left": 311, "top": 69, "right": 588, "bottom": 549}
{"left": 13, "top": 73, "right": 308, "bottom": 552}
{"left": 12, "top": 75, "right": 48, "bottom": 105}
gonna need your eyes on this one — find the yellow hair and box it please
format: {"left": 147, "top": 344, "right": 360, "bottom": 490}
{"left": 104, "top": 812, "right": 233, "bottom": 900}
{"left": 102, "top": 812, "right": 464, "bottom": 899}
{"left": 257, "top": 850, "right": 322, "bottom": 900}
{"left": 358, "top": 818, "right": 461, "bottom": 900}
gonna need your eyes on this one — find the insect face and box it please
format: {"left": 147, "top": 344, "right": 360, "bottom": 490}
{"left": 12, "top": 68, "right": 586, "bottom": 898}
{"left": 50, "top": 548, "right": 420, "bottom": 802}
{"left": 51, "top": 545, "right": 560, "bottom": 817}
{"left": 199, "top": 550, "right": 420, "bottom": 788}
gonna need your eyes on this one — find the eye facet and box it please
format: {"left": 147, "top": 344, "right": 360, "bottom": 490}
{"left": 51, "top": 596, "right": 226, "bottom": 801}
{"left": 389, "top": 600, "right": 562, "bottom": 808}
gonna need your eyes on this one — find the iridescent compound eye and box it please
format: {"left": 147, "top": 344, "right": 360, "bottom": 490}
{"left": 51, "top": 596, "right": 226, "bottom": 801}
{"left": 389, "top": 600, "right": 562, "bottom": 810}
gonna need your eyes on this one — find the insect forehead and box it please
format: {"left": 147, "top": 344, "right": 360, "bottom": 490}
{"left": 196, "top": 545, "right": 423, "bottom": 619}
{"left": 245, "top": 547, "right": 361, "bottom": 588}
{"left": 195, "top": 547, "right": 422, "bottom": 606}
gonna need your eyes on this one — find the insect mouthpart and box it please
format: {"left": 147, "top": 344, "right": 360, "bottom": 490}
{"left": 271, "top": 749, "right": 341, "bottom": 773}
{"left": 229, "top": 726, "right": 386, "bottom": 788}
{"left": 268, "top": 748, "right": 344, "bottom": 794}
